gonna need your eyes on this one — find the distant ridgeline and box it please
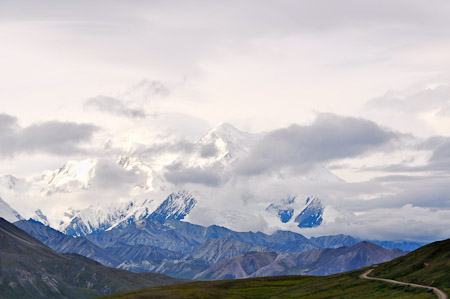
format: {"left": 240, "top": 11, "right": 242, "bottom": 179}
{"left": 15, "top": 215, "right": 424, "bottom": 280}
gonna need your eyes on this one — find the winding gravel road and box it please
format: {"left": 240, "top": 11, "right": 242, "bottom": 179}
{"left": 360, "top": 268, "right": 447, "bottom": 299}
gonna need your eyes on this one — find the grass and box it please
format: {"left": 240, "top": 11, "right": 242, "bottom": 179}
{"left": 372, "top": 238, "right": 450, "bottom": 295}
{"left": 100, "top": 269, "right": 435, "bottom": 298}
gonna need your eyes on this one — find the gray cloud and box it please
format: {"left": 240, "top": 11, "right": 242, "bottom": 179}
{"left": 132, "top": 140, "right": 195, "bottom": 159}
{"left": 164, "top": 162, "right": 222, "bottom": 187}
{"left": 84, "top": 96, "right": 147, "bottom": 119}
{"left": 91, "top": 159, "right": 141, "bottom": 191}
{"left": 364, "top": 136, "right": 450, "bottom": 173}
{"left": 366, "top": 85, "right": 450, "bottom": 115}
{"left": 0, "top": 113, "right": 98, "bottom": 157}
{"left": 310, "top": 205, "right": 450, "bottom": 242}
{"left": 236, "top": 113, "right": 400, "bottom": 176}
{"left": 345, "top": 175, "right": 450, "bottom": 211}
{"left": 424, "top": 137, "right": 450, "bottom": 168}
{"left": 199, "top": 142, "right": 219, "bottom": 158}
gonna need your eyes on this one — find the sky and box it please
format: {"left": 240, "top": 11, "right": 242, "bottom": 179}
{"left": 2, "top": 0, "right": 450, "bottom": 241}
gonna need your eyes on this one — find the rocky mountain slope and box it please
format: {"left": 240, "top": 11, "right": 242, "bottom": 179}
{"left": 15, "top": 218, "right": 425, "bottom": 280}
{"left": 0, "top": 217, "right": 186, "bottom": 299}
{"left": 186, "top": 238, "right": 270, "bottom": 264}
{"left": 14, "top": 220, "right": 121, "bottom": 267}
{"left": 194, "top": 242, "right": 405, "bottom": 280}
{"left": 18, "top": 218, "right": 425, "bottom": 282}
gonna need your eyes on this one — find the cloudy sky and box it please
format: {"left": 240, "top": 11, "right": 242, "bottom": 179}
{"left": 2, "top": 1, "right": 450, "bottom": 241}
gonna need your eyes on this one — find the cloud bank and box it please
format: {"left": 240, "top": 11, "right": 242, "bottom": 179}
{"left": 84, "top": 96, "right": 147, "bottom": 119}
{"left": 0, "top": 114, "right": 98, "bottom": 157}
{"left": 236, "top": 113, "right": 400, "bottom": 176}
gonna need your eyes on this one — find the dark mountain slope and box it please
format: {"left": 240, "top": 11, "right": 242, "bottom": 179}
{"left": 0, "top": 217, "right": 186, "bottom": 299}
{"left": 14, "top": 219, "right": 121, "bottom": 267}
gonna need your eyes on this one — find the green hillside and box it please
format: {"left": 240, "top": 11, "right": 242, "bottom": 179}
{"left": 101, "top": 269, "right": 435, "bottom": 298}
{"left": 372, "top": 238, "right": 450, "bottom": 295}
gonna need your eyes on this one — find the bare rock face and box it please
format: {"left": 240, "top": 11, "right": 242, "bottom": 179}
{"left": 194, "top": 251, "right": 279, "bottom": 280}
{"left": 194, "top": 242, "right": 406, "bottom": 280}
{"left": 187, "top": 238, "right": 271, "bottom": 264}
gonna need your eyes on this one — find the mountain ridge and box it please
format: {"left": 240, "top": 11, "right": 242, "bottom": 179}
{"left": 0, "top": 217, "right": 187, "bottom": 299}
{"left": 194, "top": 241, "right": 406, "bottom": 280}
{"left": 14, "top": 218, "right": 423, "bottom": 281}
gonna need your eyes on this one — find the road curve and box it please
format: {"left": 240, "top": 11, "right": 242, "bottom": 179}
{"left": 360, "top": 268, "right": 448, "bottom": 299}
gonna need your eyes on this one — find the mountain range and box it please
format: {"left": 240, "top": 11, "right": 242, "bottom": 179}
{"left": 0, "top": 217, "right": 186, "bottom": 299}
{"left": 15, "top": 217, "right": 415, "bottom": 280}
{"left": 193, "top": 242, "right": 405, "bottom": 280}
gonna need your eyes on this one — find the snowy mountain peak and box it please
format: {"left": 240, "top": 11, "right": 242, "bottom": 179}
{"left": 266, "top": 195, "right": 325, "bottom": 228}
{"left": 212, "top": 122, "right": 247, "bottom": 138}
{"left": 60, "top": 190, "right": 197, "bottom": 236}
{"left": 0, "top": 197, "right": 23, "bottom": 223}
{"left": 0, "top": 175, "right": 19, "bottom": 190}
{"left": 35, "top": 159, "right": 97, "bottom": 194}
{"left": 300, "top": 164, "right": 345, "bottom": 184}
{"left": 196, "top": 123, "right": 258, "bottom": 168}
{"left": 116, "top": 155, "right": 154, "bottom": 191}
{"left": 62, "top": 197, "right": 159, "bottom": 236}
{"left": 266, "top": 196, "right": 297, "bottom": 223}
{"left": 150, "top": 190, "right": 197, "bottom": 220}
{"left": 0, "top": 175, "right": 29, "bottom": 192}
{"left": 204, "top": 122, "right": 254, "bottom": 146}
{"left": 294, "top": 196, "right": 324, "bottom": 228}
{"left": 31, "top": 209, "right": 49, "bottom": 226}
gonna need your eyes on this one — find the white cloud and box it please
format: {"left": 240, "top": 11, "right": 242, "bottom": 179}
{"left": 2, "top": 1, "right": 450, "bottom": 242}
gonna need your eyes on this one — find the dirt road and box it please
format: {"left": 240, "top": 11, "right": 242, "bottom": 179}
{"left": 360, "top": 268, "right": 447, "bottom": 299}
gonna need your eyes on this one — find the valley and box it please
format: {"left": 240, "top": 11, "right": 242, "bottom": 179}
{"left": 100, "top": 238, "right": 450, "bottom": 298}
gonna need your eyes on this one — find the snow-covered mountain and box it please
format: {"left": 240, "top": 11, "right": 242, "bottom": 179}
{"left": 62, "top": 198, "right": 158, "bottom": 236}
{"left": 266, "top": 196, "right": 324, "bottom": 228}
{"left": 116, "top": 155, "right": 155, "bottom": 192}
{"left": 194, "top": 122, "right": 258, "bottom": 168}
{"left": 33, "top": 157, "right": 154, "bottom": 196}
{"left": 34, "top": 159, "right": 96, "bottom": 195}
{"left": 0, "top": 197, "right": 23, "bottom": 223}
{"left": 149, "top": 190, "right": 197, "bottom": 220}
{"left": 61, "top": 191, "right": 198, "bottom": 236}
{"left": 266, "top": 196, "right": 296, "bottom": 223}
{"left": 294, "top": 197, "right": 324, "bottom": 228}
{"left": 0, "top": 122, "right": 349, "bottom": 235}
{"left": 0, "top": 175, "right": 30, "bottom": 192}
{"left": 32, "top": 209, "right": 50, "bottom": 226}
